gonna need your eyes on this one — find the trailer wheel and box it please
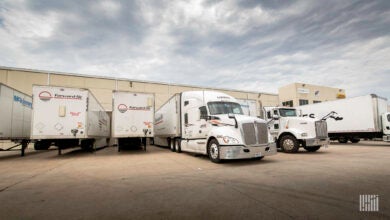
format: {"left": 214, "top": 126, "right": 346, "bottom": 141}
{"left": 338, "top": 137, "right": 348, "bottom": 144}
{"left": 279, "top": 135, "right": 299, "bottom": 153}
{"left": 168, "top": 138, "right": 175, "bottom": 152}
{"left": 350, "top": 138, "right": 360, "bottom": 143}
{"left": 175, "top": 139, "right": 181, "bottom": 153}
{"left": 208, "top": 139, "right": 221, "bottom": 163}
{"left": 303, "top": 145, "right": 321, "bottom": 152}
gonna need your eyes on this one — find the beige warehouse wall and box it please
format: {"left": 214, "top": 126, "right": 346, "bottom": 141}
{"left": 279, "top": 83, "right": 345, "bottom": 106}
{"left": 0, "top": 67, "right": 279, "bottom": 115}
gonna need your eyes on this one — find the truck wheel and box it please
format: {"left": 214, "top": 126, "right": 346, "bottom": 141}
{"left": 168, "top": 138, "right": 175, "bottom": 152}
{"left": 208, "top": 139, "right": 221, "bottom": 163}
{"left": 304, "top": 146, "right": 321, "bottom": 152}
{"left": 338, "top": 137, "right": 348, "bottom": 144}
{"left": 350, "top": 138, "right": 360, "bottom": 143}
{"left": 279, "top": 135, "right": 299, "bottom": 153}
{"left": 175, "top": 139, "right": 181, "bottom": 153}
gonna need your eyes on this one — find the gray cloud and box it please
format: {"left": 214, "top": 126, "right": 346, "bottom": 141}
{"left": 0, "top": 0, "right": 389, "bottom": 101}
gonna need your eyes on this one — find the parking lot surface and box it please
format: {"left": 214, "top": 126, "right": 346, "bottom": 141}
{"left": 0, "top": 141, "right": 389, "bottom": 219}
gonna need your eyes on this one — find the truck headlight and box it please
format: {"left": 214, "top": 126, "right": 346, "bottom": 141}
{"left": 222, "top": 136, "right": 239, "bottom": 144}
{"left": 301, "top": 133, "right": 308, "bottom": 137}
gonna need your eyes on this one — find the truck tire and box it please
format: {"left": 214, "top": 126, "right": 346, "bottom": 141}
{"left": 304, "top": 145, "right": 321, "bottom": 152}
{"left": 208, "top": 139, "right": 221, "bottom": 163}
{"left": 168, "top": 138, "right": 175, "bottom": 152}
{"left": 279, "top": 135, "right": 299, "bottom": 153}
{"left": 350, "top": 138, "right": 360, "bottom": 143}
{"left": 175, "top": 139, "right": 181, "bottom": 153}
{"left": 338, "top": 137, "right": 348, "bottom": 144}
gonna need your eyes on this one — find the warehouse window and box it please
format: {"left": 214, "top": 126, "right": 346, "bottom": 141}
{"left": 282, "top": 100, "right": 293, "bottom": 107}
{"left": 313, "top": 100, "right": 321, "bottom": 104}
{"left": 299, "top": 99, "right": 309, "bottom": 106}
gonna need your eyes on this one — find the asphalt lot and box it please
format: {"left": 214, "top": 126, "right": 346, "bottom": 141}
{"left": 0, "top": 141, "right": 389, "bottom": 219}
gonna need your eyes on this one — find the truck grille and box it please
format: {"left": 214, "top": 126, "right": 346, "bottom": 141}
{"left": 315, "top": 121, "right": 328, "bottom": 139}
{"left": 242, "top": 122, "right": 269, "bottom": 145}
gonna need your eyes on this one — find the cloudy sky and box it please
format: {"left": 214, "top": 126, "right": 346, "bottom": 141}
{"left": 0, "top": 0, "right": 389, "bottom": 98}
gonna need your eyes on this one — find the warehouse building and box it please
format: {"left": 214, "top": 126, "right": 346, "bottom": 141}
{"left": 0, "top": 66, "right": 279, "bottom": 116}
{"left": 279, "top": 83, "right": 346, "bottom": 107}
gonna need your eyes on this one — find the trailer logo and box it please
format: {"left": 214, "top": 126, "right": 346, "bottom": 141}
{"left": 118, "top": 104, "right": 128, "bottom": 113}
{"left": 38, "top": 91, "right": 82, "bottom": 101}
{"left": 13, "top": 95, "right": 32, "bottom": 108}
{"left": 39, "top": 91, "right": 52, "bottom": 101}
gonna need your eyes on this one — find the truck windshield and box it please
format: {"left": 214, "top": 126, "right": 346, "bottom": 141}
{"left": 208, "top": 102, "right": 243, "bottom": 115}
{"left": 279, "top": 108, "right": 297, "bottom": 117}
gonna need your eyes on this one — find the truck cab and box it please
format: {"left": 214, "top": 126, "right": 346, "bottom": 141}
{"left": 263, "top": 106, "right": 329, "bottom": 153}
{"left": 180, "top": 92, "right": 277, "bottom": 162}
{"left": 155, "top": 91, "right": 277, "bottom": 163}
{"left": 382, "top": 113, "right": 390, "bottom": 141}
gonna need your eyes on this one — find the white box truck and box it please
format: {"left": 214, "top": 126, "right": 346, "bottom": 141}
{"left": 236, "top": 98, "right": 258, "bottom": 117}
{"left": 298, "top": 94, "right": 390, "bottom": 143}
{"left": 0, "top": 83, "right": 32, "bottom": 156}
{"left": 112, "top": 91, "right": 154, "bottom": 151}
{"left": 31, "top": 85, "right": 110, "bottom": 154}
{"left": 154, "top": 91, "right": 277, "bottom": 163}
{"left": 262, "top": 106, "right": 329, "bottom": 153}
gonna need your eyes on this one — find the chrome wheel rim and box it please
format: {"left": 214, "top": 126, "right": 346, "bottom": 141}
{"left": 210, "top": 143, "right": 219, "bottom": 159}
{"left": 283, "top": 139, "right": 295, "bottom": 150}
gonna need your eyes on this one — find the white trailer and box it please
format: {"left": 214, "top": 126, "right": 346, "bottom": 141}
{"left": 236, "top": 99, "right": 258, "bottom": 117}
{"left": 154, "top": 91, "right": 277, "bottom": 163}
{"left": 298, "top": 94, "right": 390, "bottom": 143}
{"left": 0, "top": 83, "right": 32, "bottom": 156}
{"left": 31, "top": 85, "right": 110, "bottom": 154}
{"left": 112, "top": 91, "right": 154, "bottom": 151}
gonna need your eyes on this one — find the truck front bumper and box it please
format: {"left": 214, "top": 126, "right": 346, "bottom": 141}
{"left": 304, "top": 138, "right": 330, "bottom": 147}
{"left": 219, "top": 143, "right": 277, "bottom": 160}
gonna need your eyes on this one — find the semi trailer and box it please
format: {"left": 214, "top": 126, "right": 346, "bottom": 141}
{"left": 0, "top": 83, "right": 32, "bottom": 156}
{"left": 154, "top": 91, "right": 277, "bottom": 163}
{"left": 236, "top": 98, "right": 258, "bottom": 117}
{"left": 31, "top": 85, "right": 110, "bottom": 154}
{"left": 112, "top": 91, "right": 154, "bottom": 151}
{"left": 298, "top": 94, "right": 390, "bottom": 143}
{"left": 263, "top": 106, "right": 329, "bottom": 153}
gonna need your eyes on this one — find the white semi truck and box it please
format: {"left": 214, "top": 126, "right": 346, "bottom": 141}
{"left": 263, "top": 106, "right": 329, "bottom": 153}
{"left": 298, "top": 94, "right": 390, "bottom": 143}
{"left": 112, "top": 91, "right": 154, "bottom": 151}
{"left": 154, "top": 91, "right": 277, "bottom": 163}
{"left": 31, "top": 85, "right": 110, "bottom": 155}
{"left": 0, "top": 83, "right": 32, "bottom": 156}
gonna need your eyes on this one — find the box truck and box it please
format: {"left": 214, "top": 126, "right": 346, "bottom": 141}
{"left": 236, "top": 98, "right": 258, "bottom": 117}
{"left": 154, "top": 91, "right": 277, "bottom": 163}
{"left": 262, "top": 106, "right": 329, "bottom": 153}
{"left": 298, "top": 94, "right": 390, "bottom": 143}
{"left": 31, "top": 85, "right": 110, "bottom": 154}
{"left": 0, "top": 83, "right": 32, "bottom": 156}
{"left": 112, "top": 91, "right": 154, "bottom": 151}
